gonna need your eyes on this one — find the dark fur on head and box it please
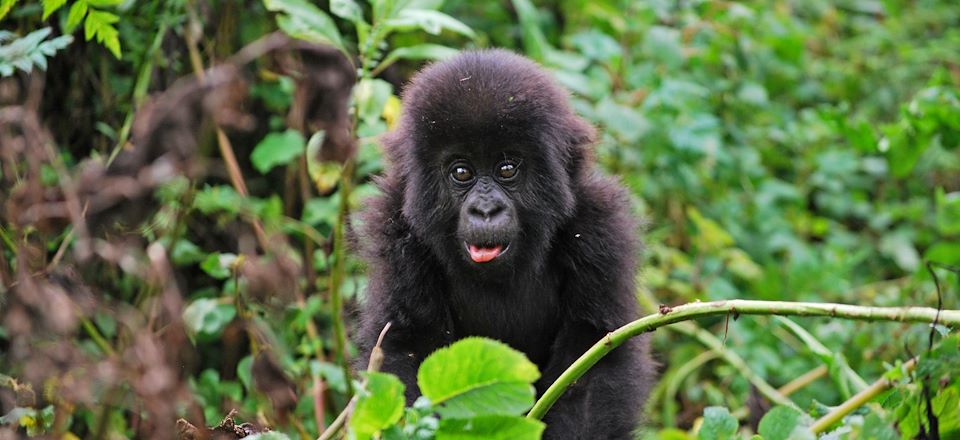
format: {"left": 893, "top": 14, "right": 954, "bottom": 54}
{"left": 357, "top": 49, "right": 655, "bottom": 439}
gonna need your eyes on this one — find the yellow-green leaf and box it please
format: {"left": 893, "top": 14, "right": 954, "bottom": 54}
{"left": 41, "top": 0, "right": 67, "bottom": 19}
{"left": 65, "top": 1, "right": 88, "bottom": 32}
{"left": 0, "top": 0, "right": 19, "bottom": 20}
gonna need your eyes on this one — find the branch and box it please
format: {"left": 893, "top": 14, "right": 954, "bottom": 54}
{"left": 527, "top": 300, "right": 960, "bottom": 420}
{"left": 810, "top": 358, "right": 917, "bottom": 433}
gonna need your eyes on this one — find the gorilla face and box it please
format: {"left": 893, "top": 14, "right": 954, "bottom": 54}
{"left": 445, "top": 149, "right": 523, "bottom": 266}
{"left": 383, "top": 50, "right": 597, "bottom": 277}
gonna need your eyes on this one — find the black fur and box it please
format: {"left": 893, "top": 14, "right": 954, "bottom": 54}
{"left": 356, "top": 49, "right": 654, "bottom": 439}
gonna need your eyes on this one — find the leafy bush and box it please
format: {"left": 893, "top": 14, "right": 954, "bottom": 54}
{"left": 0, "top": 0, "right": 958, "bottom": 439}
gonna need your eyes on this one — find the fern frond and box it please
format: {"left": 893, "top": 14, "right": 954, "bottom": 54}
{"left": 0, "top": 27, "right": 74, "bottom": 77}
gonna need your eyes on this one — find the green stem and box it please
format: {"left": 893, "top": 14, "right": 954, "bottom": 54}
{"left": 527, "top": 300, "right": 960, "bottom": 420}
{"left": 81, "top": 318, "right": 116, "bottom": 357}
{"left": 329, "top": 159, "right": 355, "bottom": 396}
{"left": 0, "top": 224, "right": 15, "bottom": 253}
{"left": 637, "top": 289, "right": 794, "bottom": 407}
{"left": 660, "top": 350, "right": 719, "bottom": 428}
{"left": 108, "top": 19, "right": 169, "bottom": 167}
{"left": 809, "top": 358, "right": 917, "bottom": 433}
{"left": 669, "top": 320, "right": 797, "bottom": 408}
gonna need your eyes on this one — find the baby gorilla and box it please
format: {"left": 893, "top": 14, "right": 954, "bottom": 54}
{"left": 357, "top": 49, "right": 654, "bottom": 439}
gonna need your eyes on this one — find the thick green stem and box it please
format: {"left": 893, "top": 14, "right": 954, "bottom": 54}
{"left": 527, "top": 300, "right": 960, "bottom": 420}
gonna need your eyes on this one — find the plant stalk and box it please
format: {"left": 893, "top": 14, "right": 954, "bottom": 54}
{"left": 809, "top": 358, "right": 917, "bottom": 433}
{"left": 527, "top": 300, "right": 960, "bottom": 420}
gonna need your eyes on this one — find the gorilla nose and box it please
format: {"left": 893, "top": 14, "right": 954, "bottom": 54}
{"left": 468, "top": 201, "right": 506, "bottom": 222}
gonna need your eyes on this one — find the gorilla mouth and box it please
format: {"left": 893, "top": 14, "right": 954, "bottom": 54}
{"left": 466, "top": 243, "right": 508, "bottom": 263}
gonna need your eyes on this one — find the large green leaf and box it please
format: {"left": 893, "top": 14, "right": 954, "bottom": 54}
{"left": 350, "top": 372, "right": 406, "bottom": 439}
{"left": 436, "top": 415, "right": 544, "bottom": 440}
{"left": 418, "top": 338, "right": 540, "bottom": 418}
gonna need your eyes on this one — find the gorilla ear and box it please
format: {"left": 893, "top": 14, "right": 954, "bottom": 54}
{"left": 560, "top": 115, "right": 596, "bottom": 176}
{"left": 564, "top": 115, "right": 597, "bottom": 148}
{"left": 379, "top": 129, "right": 407, "bottom": 165}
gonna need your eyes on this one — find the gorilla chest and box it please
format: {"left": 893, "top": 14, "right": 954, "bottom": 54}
{"left": 446, "top": 276, "right": 561, "bottom": 364}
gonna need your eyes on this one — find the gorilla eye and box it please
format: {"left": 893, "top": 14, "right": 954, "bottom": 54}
{"left": 450, "top": 164, "right": 474, "bottom": 183}
{"left": 497, "top": 161, "right": 519, "bottom": 180}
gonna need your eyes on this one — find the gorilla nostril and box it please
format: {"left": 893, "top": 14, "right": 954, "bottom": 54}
{"left": 469, "top": 203, "right": 505, "bottom": 221}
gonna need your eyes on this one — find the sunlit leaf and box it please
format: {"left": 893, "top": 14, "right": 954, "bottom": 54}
{"left": 350, "top": 372, "right": 405, "bottom": 439}
{"left": 418, "top": 338, "right": 540, "bottom": 418}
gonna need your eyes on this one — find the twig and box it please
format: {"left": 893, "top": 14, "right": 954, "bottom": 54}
{"left": 316, "top": 322, "right": 392, "bottom": 440}
{"left": 777, "top": 365, "right": 828, "bottom": 397}
{"left": 669, "top": 321, "right": 796, "bottom": 408}
{"left": 527, "top": 300, "right": 960, "bottom": 420}
{"left": 809, "top": 358, "right": 917, "bottom": 433}
{"left": 774, "top": 316, "right": 869, "bottom": 394}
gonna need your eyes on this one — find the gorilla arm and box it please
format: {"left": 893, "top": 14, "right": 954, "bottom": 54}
{"left": 537, "top": 172, "right": 654, "bottom": 439}
{"left": 356, "top": 179, "right": 455, "bottom": 402}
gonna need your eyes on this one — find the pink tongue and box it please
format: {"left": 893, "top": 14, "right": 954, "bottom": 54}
{"left": 468, "top": 244, "right": 503, "bottom": 263}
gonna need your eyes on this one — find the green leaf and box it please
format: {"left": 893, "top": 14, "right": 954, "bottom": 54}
{"left": 354, "top": 78, "right": 394, "bottom": 126}
{"left": 302, "top": 194, "right": 339, "bottom": 228}
{"left": 0, "top": 0, "right": 18, "bottom": 20}
{"left": 418, "top": 337, "right": 540, "bottom": 418}
{"left": 237, "top": 355, "right": 253, "bottom": 391}
{"left": 0, "top": 28, "right": 74, "bottom": 77}
{"left": 200, "top": 253, "right": 237, "bottom": 279}
{"left": 85, "top": 0, "right": 122, "bottom": 6}
{"left": 687, "top": 207, "right": 734, "bottom": 252}
{"left": 378, "top": 44, "right": 458, "bottom": 72}
{"left": 65, "top": 1, "right": 88, "bottom": 32}
{"left": 330, "top": 0, "right": 364, "bottom": 24}
{"left": 170, "top": 239, "right": 205, "bottom": 265}
{"left": 856, "top": 412, "right": 898, "bottom": 440}
{"left": 385, "top": 9, "right": 475, "bottom": 38}
{"left": 510, "top": 0, "right": 550, "bottom": 62}
{"left": 436, "top": 415, "right": 544, "bottom": 440}
{"left": 698, "top": 406, "right": 738, "bottom": 440}
{"left": 594, "top": 98, "right": 650, "bottom": 143}
{"left": 193, "top": 185, "right": 245, "bottom": 216}
{"left": 250, "top": 129, "right": 305, "bottom": 174}
{"left": 83, "top": 9, "right": 121, "bottom": 58}
{"left": 757, "top": 406, "right": 814, "bottom": 440}
{"left": 350, "top": 372, "right": 406, "bottom": 438}
{"left": 41, "top": 0, "right": 67, "bottom": 19}
{"left": 263, "top": 0, "right": 344, "bottom": 51}
{"left": 182, "top": 298, "right": 237, "bottom": 339}
{"left": 936, "top": 188, "right": 960, "bottom": 235}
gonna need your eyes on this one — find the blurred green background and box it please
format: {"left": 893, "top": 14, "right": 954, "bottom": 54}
{"left": 1, "top": 0, "right": 958, "bottom": 438}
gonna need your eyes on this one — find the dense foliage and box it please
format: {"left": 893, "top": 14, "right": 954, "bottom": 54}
{"left": 1, "top": 0, "right": 958, "bottom": 439}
